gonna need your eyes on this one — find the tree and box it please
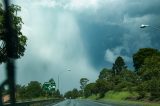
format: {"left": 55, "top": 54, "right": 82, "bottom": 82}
{"left": 139, "top": 56, "right": 160, "bottom": 80}
{"left": 25, "top": 81, "right": 42, "bottom": 98}
{"left": 148, "top": 78, "right": 160, "bottom": 99}
{"left": 133, "top": 48, "right": 160, "bottom": 71}
{"left": 84, "top": 83, "right": 96, "bottom": 98}
{"left": 138, "top": 56, "right": 160, "bottom": 98}
{"left": 95, "top": 79, "right": 113, "bottom": 98}
{"left": 64, "top": 88, "right": 79, "bottom": 99}
{"left": 16, "top": 85, "right": 27, "bottom": 100}
{"left": 71, "top": 88, "right": 79, "bottom": 99}
{"left": 64, "top": 91, "right": 72, "bottom": 99}
{"left": 112, "top": 56, "right": 126, "bottom": 75}
{"left": 120, "top": 69, "right": 138, "bottom": 84}
{"left": 137, "top": 81, "right": 148, "bottom": 99}
{"left": 15, "top": 82, "right": 42, "bottom": 99}
{"left": 80, "top": 78, "right": 89, "bottom": 91}
{"left": 53, "top": 89, "right": 61, "bottom": 98}
{"left": 99, "top": 68, "right": 112, "bottom": 81}
{"left": 78, "top": 90, "right": 83, "bottom": 97}
{"left": 0, "top": 3, "right": 27, "bottom": 63}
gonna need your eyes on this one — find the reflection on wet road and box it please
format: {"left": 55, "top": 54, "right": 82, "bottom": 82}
{"left": 52, "top": 99, "right": 113, "bottom": 106}
{"left": 51, "top": 99, "right": 143, "bottom": 106}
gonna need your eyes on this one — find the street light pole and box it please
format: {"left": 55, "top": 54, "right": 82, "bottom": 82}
{"left": 57, "top": 70, "right": 71, "bottom": 91}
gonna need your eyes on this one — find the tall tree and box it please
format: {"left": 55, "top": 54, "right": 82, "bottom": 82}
{"left": 133, "top": 48, "right": 160, "bottom": 71}
{"left": 112, "top": 56, "right": 126, "bottom": 75}
{"left": 80, "top": 78, "right": 89, "bottom": 92}
{"left": 0, "top": 3, "right": 27, "bottom": 63}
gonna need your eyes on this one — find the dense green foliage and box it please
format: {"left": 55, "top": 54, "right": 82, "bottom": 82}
{"left": 99, "top": 68, "right": 112, "bottom": 80}
{"left": 15, "top": 79, "right": 61, "bottom": 100}
{"left": 112, "top": 56, "right": 126, "bottom": 75}
{"left": 138, "top": 55, "right": 160, "bottom": 99}
{"left": 133, "top": 48, "right": 160, "bottom": 71}
{"left": 25, "top": 81, "right": 43, "bottom": 98}
{"left": 84, "top": 83, "right": 97, "bottom": 98}
{"left": 0, "top": 3, "right": 27, "bottom": 63}
{"left": 81, "top": 48, "right": 160, "bottom": 101}
{"left": 64, "top": 88, "right": 81, "bottom": 99}
{"left": 16, "top": 81, "right": 42, "bottom": 99}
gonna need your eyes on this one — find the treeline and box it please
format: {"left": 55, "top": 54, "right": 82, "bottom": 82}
{"left": 64, "top": 88, "right": 82, "bottom": 99}
{"left": 83, "top": 48, "right": 160, "bottom": 101}
{"left": 15, "top": 79, "right": 61, "bottom": 100}
{"left": 64, "top": 78, "right": 89, "bottom": 99}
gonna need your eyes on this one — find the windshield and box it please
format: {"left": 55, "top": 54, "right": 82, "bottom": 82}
{"left": 0, "top": 0, "right": 160, "bottom": 106}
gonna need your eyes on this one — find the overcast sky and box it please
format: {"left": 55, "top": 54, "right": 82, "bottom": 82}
{"left": 0, "top": 0, "right": 160, "bottom": 94}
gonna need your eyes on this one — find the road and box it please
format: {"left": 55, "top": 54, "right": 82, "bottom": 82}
{"left": 51, "top": 99, "right": 141, "bottom": 106}
{"left": 51, "top": 99, "right": 111, "bottom": 106}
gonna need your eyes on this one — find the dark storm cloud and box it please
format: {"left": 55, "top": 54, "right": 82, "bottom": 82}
{"left": 70, "top": 0, "right": 160, "bottom": 68}
{"left": 78, "top": 21, "right": 126, "bottom": 68}
{"left": 124, "top": 0, "right": 160, "bottom": 17}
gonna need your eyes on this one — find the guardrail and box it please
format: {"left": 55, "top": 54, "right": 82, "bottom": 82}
{"left": 4, "top": 98, "right": 63, "bottom": 106}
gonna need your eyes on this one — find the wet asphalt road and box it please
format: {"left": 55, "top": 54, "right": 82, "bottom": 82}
{"left": 52, "top": 99, "right": 139, "bottom": 106}
{"left": 52, "top": 99, "right": 112, "bottom": 106}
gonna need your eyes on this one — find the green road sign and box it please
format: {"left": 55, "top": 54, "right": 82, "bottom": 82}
{"left": 43, "top": 81, "right": 56, "bottom": 92}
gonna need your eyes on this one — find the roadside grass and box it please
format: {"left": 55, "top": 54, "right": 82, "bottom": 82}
{"left": 87, "top": 94, "right": 99, "bottom": 100}
{"left": 101, "top": 99, "right": 160, "bottom": 106}
{"left": 103, "top": 91, "right": 138, "bottom": 100}
{"left": 87, "top": 91, "right": 160, "bottom": 106}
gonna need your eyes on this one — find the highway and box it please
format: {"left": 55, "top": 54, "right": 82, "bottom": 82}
{"left": 51, "top": 99, "right": 141, "bottom": 106}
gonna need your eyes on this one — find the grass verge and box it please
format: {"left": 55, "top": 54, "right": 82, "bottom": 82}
{"left": 87, "top": 91, "right": 160, "bottom": 106}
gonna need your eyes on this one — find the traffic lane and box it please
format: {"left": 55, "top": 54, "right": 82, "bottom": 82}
{"left": 52, "top": 99, "right": 112, "bottom": 106}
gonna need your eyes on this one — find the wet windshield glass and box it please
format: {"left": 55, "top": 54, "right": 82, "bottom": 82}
{"left": 0, "top": 0, "right": 160, "bottom": 106}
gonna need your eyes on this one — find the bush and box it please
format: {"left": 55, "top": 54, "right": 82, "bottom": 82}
{"left": 137, "top": 82, "right": 148, "bottom": 99}
{"left": 149, "top": 78, "right": 160, "bottom": 100}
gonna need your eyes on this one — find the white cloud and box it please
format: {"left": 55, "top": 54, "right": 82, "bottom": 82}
{"left": 14, "top": 0, "right": 99, "bottom": 10}
{"left": 105, "top": 47, "right": 131, "bottom": 63}
{"left": 105, "top": 49, "right": 116, "bottom": 63}
{"left": 13, "top": 0, "right": 60, "bottom": 8}
{"left": 64, "top": 0, "right": 99, "bottom": 11}
{"left": 33, "top": 0, "right": 61, "bottom": 8}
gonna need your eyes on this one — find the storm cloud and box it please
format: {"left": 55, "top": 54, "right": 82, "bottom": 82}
{"left": 0, "top": 0, "right": 160, "bottom": 93}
